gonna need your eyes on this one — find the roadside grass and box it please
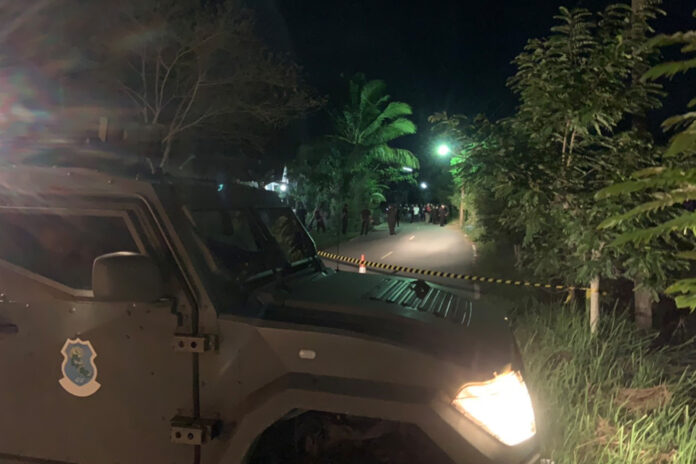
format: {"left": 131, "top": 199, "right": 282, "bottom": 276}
{"left": 513, "top": 304, "right": 696, "bottom": 464}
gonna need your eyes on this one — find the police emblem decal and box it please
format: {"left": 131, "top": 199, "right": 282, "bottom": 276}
{"left": 58, "top": 338, "right": 101, "bottom": 397}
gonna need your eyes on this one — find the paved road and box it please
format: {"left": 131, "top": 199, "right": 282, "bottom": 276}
{"left": 318, "top": 221, "right": 480, "bottom": 292}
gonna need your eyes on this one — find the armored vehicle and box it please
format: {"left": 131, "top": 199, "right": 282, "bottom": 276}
{"left": 0, "top": 148, "right": 539, "bottom": 464}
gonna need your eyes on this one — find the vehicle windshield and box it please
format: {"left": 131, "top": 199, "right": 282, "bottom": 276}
{"left": 189, "top": 207, "right": 315, "bottom": 283}
{"left": 256, "top": 207, "right": 316, "bottom": 263}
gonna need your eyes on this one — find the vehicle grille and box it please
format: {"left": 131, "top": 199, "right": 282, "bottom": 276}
{"left": 366, "top": 278, "right": 472, "bottom": 326}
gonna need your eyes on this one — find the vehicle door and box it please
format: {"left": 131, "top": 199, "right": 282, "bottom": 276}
{"left": 0, "top": 200, "right": 193, "bottom": 464}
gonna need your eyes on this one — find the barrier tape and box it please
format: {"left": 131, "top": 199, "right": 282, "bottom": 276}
{"left": 318, "top": 250, "right": 604, "bottom": 295}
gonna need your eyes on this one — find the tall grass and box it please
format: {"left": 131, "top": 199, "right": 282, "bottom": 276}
{"left": 513, "top": 304, "right": 696, "bottom": 464}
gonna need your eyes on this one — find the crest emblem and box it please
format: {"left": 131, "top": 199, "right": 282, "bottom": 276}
{"left": 59, "top": 338, "right": 101, "bottom": 397}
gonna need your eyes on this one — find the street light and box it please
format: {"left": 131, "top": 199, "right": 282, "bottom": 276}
{"left": 279, "top": 183, "right": 288, "bottom": 192}
{"left": 420, "top": 182, "right": 428, "bottom": 189}
{"left": 436, "top": 143, "right": 452, "bottom": 157}
{"left": 434, "top": 141, "right": 466, "bottom": 228}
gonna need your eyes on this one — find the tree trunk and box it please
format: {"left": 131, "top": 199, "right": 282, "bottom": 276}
{"left": 513, "top": 244, "right": 522, "bottom": 268}
{"left": 634, "top": 284, "right": 653, "bottom": 329}
{"left": 631, "top": 0, "right": 649, "bottom": 133}
{"left": 630, "top": 0, "right": 653, "bottom": 330}
{"left": 459, "top": 186, "right": 465, "bottom": 228}
{"left": 589, "top": 276, "right": 600, "bottom": 334}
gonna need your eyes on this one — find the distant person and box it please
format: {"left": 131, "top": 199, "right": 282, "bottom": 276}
{"left": 439, "top": 204, "right": 448, "bottom": 227}
{"left": 424, "top": 204, "right": 431, "bottom": 224}
{"left": 432, "top": 205, "right": 439, "bottom": 224}
{"left": 313, "top": 206, "right": 326, "bottom": 233}
{"left": 387, "top": 204, "right": 397, "bottom": 235}
{"left": 296, "top": 202, "right": 307, "bottom": 226}
{"left": 412, "top": 204, "right": 420, "bottom": 222}
{"left": 341, "top": 203, "right": 349, "bottom": 234}
{"left": 360, "top": 208, "right": 371, "bottom": 235}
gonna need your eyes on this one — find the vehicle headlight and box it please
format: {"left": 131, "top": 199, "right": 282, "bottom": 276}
{"left": 452, "top": 370, "right": 536, "bottom": 446}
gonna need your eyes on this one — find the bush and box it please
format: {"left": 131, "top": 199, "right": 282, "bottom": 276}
{"left": 514, "top": 304, "right": 696, "bottom": 463}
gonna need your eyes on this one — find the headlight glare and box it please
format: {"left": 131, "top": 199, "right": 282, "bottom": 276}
{"left": 452, "top": 370, "right": 536, "bottom": 446}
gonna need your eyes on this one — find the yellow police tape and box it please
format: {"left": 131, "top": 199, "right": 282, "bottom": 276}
{"left": 317, "top": 250, "right": 603, "bottom": 295}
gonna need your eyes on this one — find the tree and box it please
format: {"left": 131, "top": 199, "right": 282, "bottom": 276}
{"left": 87, "top": 0, "right": 319, "bottom": 168}
{"left": 439, "top": 4, "right": 670, "bottom": 331}
{"left": 598, "top": 10, "right": 696, "bottom": 310}
{"left": 291, "top": 74, "right": 418, "bottom": 230}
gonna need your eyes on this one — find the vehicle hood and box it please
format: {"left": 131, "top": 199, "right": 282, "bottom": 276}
{"left": 254, "top": 270, "right": 520, "bottom": 377}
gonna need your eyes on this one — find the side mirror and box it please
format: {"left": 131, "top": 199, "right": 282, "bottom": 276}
{"left": 92, "top": 252, "right": 164, "bottom": 302}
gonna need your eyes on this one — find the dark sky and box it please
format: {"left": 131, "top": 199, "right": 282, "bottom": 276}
{"left": 256, "top": 0, "right": 695, "bottom": 154}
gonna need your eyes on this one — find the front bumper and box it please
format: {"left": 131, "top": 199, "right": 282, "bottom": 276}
{"left": 428, "top": 396, "right": 540, "bottom": 464}
{"left": 216, "top": 374, "right": 540, "bottom": 464}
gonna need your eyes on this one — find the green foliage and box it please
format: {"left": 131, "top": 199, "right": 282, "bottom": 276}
{"left": 599, "top": 10, "right": 696, "bottom": 310}
{"left": 434, "top": 3, "right": 681, "bottom": 297}
{"left": 516, "top": 303, "right": 696, "bottom": 463}
{"left": 291, "top": 74, "right": 417, "bottom": 230}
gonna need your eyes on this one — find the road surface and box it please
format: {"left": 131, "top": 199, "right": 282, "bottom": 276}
{"left": 318, "top": 221, "right": 480, "bottom": 291}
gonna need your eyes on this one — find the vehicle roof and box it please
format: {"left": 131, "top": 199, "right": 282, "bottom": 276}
{"left": 0, "top": 144, "right": 282, "bottom": 209}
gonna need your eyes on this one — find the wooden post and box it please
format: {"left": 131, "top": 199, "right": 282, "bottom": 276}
{"left": 634, "top": 285, "right": 653, "bottom": 329}
{"left": 589, "top": 276, "right": 600, "bottom": 334}
{"left": 459, "top": 186, "right": 465, "bottom": 228}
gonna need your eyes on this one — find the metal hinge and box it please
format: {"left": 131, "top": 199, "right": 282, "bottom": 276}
{"left": 173, "top": 334, "right": 218, "bottom": 353}
{"left": 170, "top": 416, "right": 221, "bottom": 445}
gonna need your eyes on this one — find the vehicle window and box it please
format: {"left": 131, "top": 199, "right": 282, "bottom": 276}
{"left": 191, "top": 210, "right": 260, "bottom": 252}
{"left": 0, "top": 212, "right": 138, "bottom": 290}
{"left": 256, "top": 208, "right": 315, "bottom": 263}
{"left": 190, "top": 209, "right": 268, "bottom": 278}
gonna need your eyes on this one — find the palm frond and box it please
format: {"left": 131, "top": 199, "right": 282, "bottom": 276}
{"left": 366, "top": 145, "right": 418, "bottom": 168}
{"left": 643, "top": 57, "right": 696, "bottom": 81}
{"left": 360, "top": 79, "right": 387, "bottom": 108}
{"left": 662, "top": 113, "right": 696, "bottom": 131}
{"left": 666, "top": 278, "right": 696, "bottom": 310}
{"left": 361, "top": 101, "right": 413, "bottom": 138}
{"left": 393, "top": 148, "right": 419, "bottom": 168}
{"left": 364, "top": 118, "right": 416, "bottom": 145}
{"left": 676, "top": 250, "right": 696, "bottom": 260}
{"left": 632, "top": 166, "right": 666, "bottom": 178}
{"left": 665, "top": 122, "right": 696, "bottom": 156}
{"left": 599, "top": 190, "right": 696, "bottom": 228}
{"left": 596, "top": 179, "right": 650, "bottom": 199}
{"left": 610, "top": 211, "right": 696, "bottom": 246}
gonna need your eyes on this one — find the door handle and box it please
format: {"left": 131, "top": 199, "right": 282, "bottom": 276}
{"left": 0, "top": 323, "right": 18, "bottom": 334}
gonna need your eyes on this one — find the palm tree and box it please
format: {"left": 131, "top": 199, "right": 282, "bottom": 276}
{"left": 332, "top": 74, "right": 419, "bottom": 172}
{"left": 292, "top": 75, "right": 418, "bottom": 233}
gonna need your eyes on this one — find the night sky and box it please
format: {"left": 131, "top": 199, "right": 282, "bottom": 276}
{"left": 257, "top": 0, "right": 695, "bottom": 157}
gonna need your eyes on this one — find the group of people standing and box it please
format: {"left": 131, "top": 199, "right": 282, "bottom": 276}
{"left": 385, "top": 203, "right": 449, "bottom": 235}
{"left": 421, "top": 203, "right": 449, "bottom": 227}
{"left": 294, "top": 202, "right": 450, "bottom": 237}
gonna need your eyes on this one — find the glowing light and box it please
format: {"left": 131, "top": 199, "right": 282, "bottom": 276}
{"left": 452, "top": 371, "right": 536, "bottom": 446}
{"left": 402, "top": 166, "right": 414, "bottom": 172}
{"left": 420, "top": 182, "right": 428, "bottom": 189}
{"left": 437, "top": 144, "right": 452, "bottom": 156}
{"left": 279, "top": 183, "right": 288, "bottom": 192}
{"left": 217, "top": 183, "right": 224, "bottom": 192}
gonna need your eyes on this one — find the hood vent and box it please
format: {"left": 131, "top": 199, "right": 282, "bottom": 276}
{"left": 366, "top": 278, "right": 472, "bottom": 326}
